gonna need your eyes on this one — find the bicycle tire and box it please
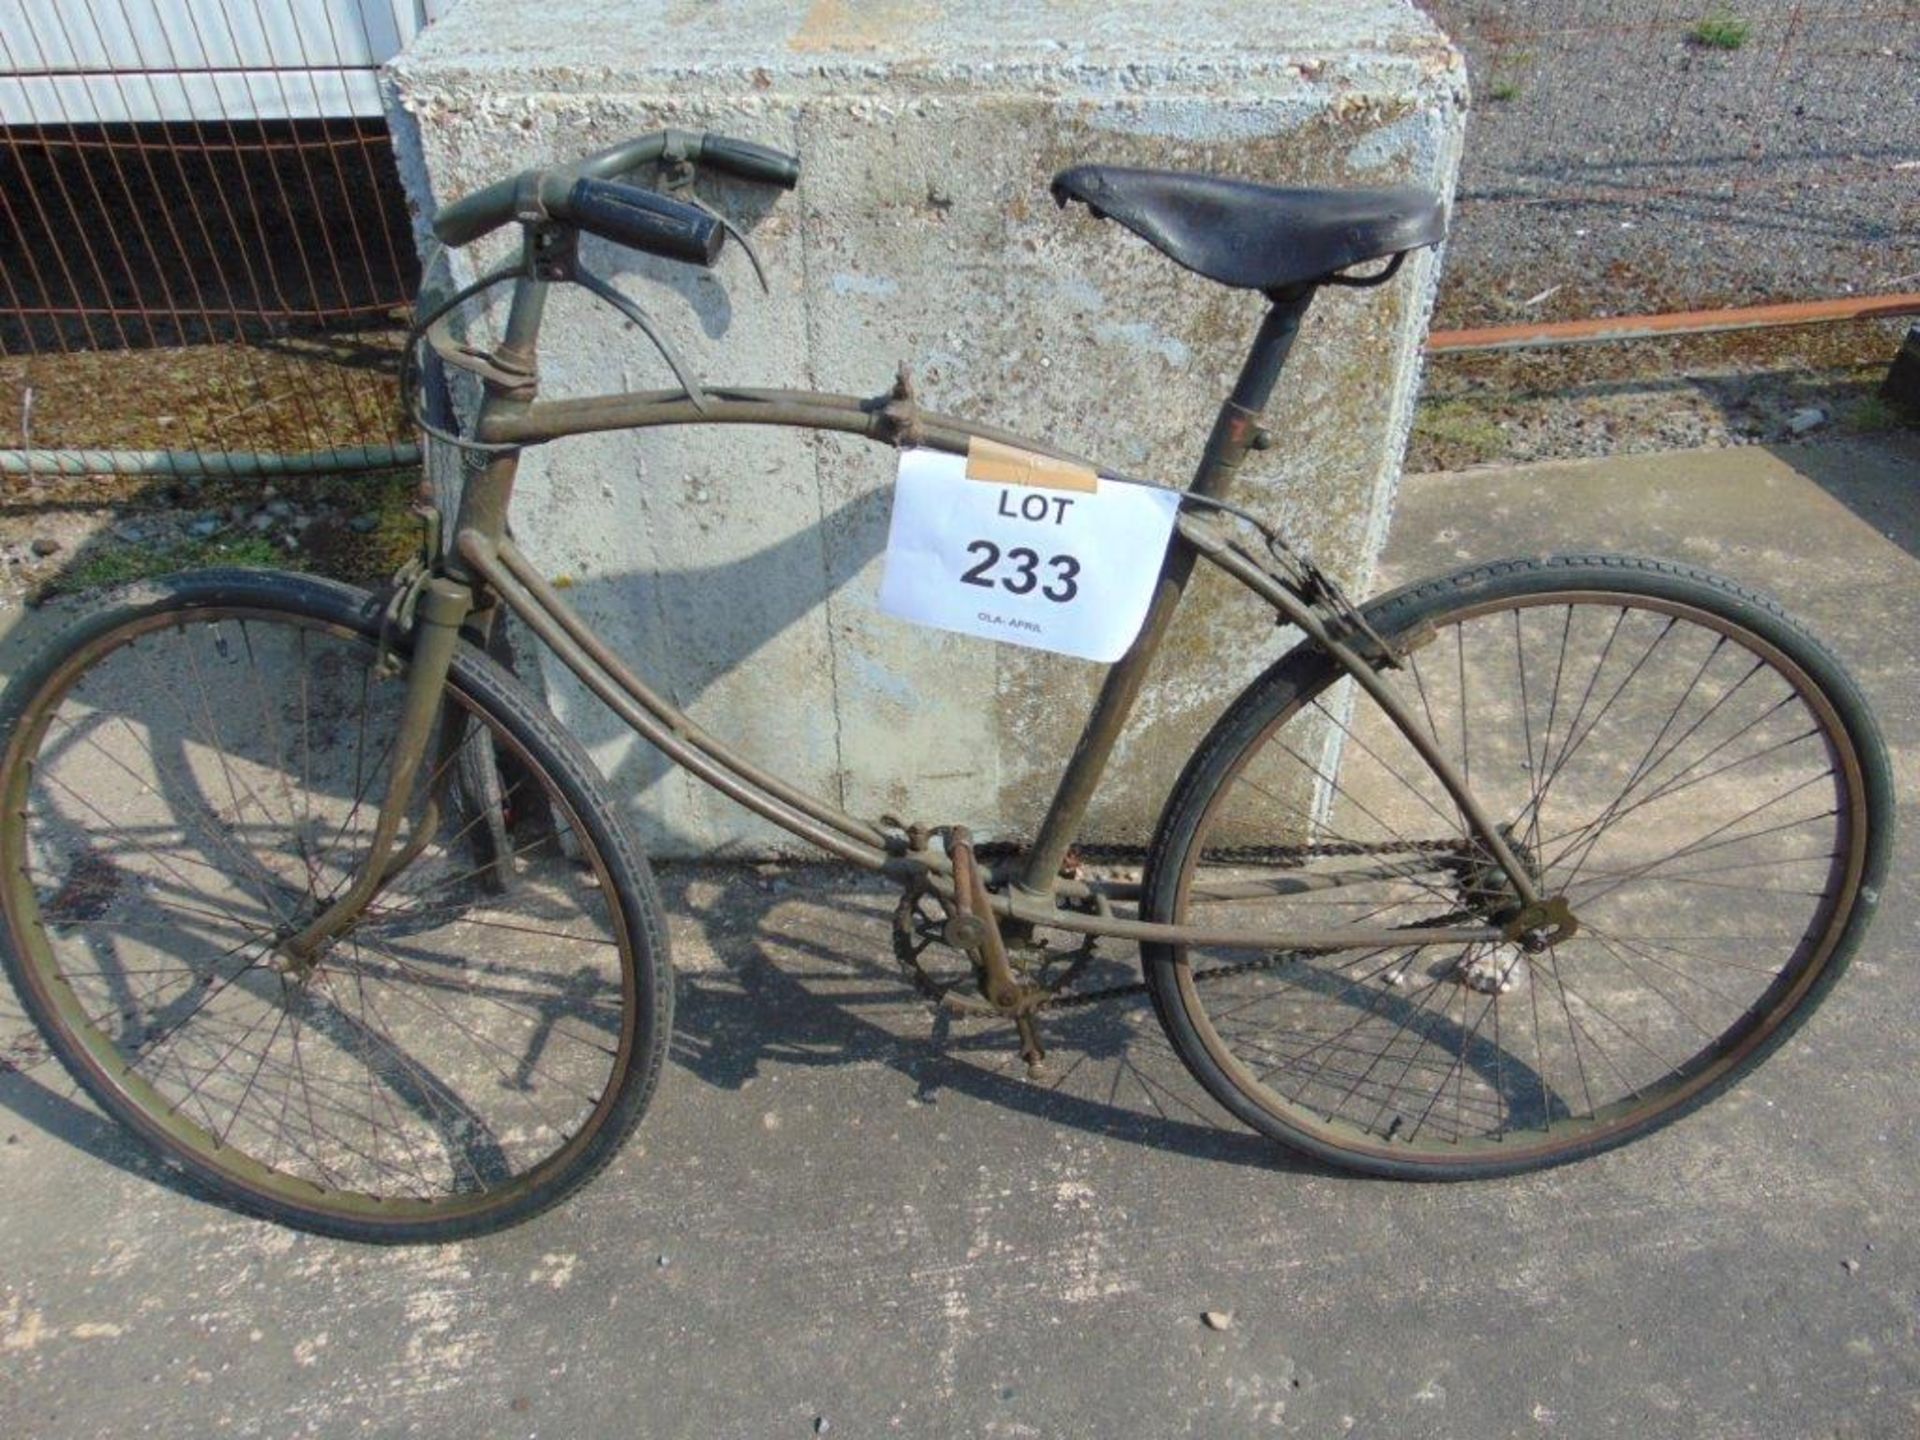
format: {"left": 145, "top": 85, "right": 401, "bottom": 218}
{"left": 1139, "top": 554, "right": 1892, "bottom": 1178}
{"left": 0, "top": 568, "right": 672, "bottom": 1241}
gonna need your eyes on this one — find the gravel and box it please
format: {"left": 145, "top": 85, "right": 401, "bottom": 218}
{"left": 1409, "top": 316, "right": 1913, "bottom": 472}
{"left": 1399, "top": 4, "right": 1920, "bottom": 471}
{"left": 1423, "top": 1, "right": 1920, "bottom": 326}
{"left": 0, "top": 475, "right": 417, "bottom": 605}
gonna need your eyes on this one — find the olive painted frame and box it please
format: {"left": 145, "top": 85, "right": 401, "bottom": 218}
{"left": 408, "top": 238, "right": 1537, "bottom": 954}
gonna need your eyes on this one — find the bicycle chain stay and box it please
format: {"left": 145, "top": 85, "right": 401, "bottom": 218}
{"left": 889, "top": 836, "right": 1478, "bottom": 1013}
{"left": 1036, "top": 903, "right": 1482, "bottom": 1013}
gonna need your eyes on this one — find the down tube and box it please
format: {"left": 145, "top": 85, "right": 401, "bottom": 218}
{"left": 459, "top": 534, "right": 897, "bottom": 870}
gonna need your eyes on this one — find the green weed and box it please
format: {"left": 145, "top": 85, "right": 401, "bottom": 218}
{"left": 1687, "top": 8, "right": 1750, "bottom": 49}
{"left": 1411, "top": 400, "right": 1507, "bottom": 464}
{"left": 1839, "top": 394, "right": 1914, "bottom": 433}
{"left": 46, "top": 533, "right": 291, "bottom": 598}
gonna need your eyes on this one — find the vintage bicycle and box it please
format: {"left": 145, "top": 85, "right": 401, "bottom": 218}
{"left": 0, "top": 131, "right": 1891, "bottom": 1241}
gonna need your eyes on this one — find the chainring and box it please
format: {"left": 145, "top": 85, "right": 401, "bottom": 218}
{"left": 888, "top": 881, "right": 1104, "bottom": 1009}
{"left": 889, "top": 885, "right": 982, "bottom": 1003}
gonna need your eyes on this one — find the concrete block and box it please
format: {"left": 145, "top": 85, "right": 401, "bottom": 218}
{"left": 385, "top": 1, "right": 1467, "bottom": 856}
{"left": 1883, "top": 323, "right": 1920, "bottom": 417}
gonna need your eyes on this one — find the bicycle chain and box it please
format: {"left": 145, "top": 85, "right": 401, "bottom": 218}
{"left": 892, "top": 837, "right": 1480, "bottom": 1012}
{"left": 1034, "top": 906, "right": 1482, "bottom": 1011}
{"left": 974, "top": 836, "right": 1467, "bottom": 868}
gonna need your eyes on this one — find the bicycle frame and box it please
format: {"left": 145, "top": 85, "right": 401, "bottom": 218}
{"left": 290, "top": 241, "right": 1546, "bottom": 964}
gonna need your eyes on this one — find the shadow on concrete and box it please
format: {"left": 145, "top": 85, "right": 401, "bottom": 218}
{"left": 1768, "top": 431, "right": 1920, "bottom": 562}
{"left": 585, "top": 175, "right": 788, "bottom": 345}
{"left": 531, "top": 473, "right": 895, "bottom": 855}
{"left": 650, "top": 864, "right": 1321, "bottom": 1177}
{"left": 0, "top": 1061, "right": 224, "bottom": 1209}
{"left": 0, "top": 850, "right": 1309, "bottom": 1208}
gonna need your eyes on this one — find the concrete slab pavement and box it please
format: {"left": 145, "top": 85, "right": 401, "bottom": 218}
{"left": 1, "top": 433, "right": 1915, "bottom": 1438}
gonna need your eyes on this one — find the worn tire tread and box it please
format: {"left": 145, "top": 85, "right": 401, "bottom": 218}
{"left": 1139, "top": 553, "right": 1893, "bottom": 1179}
{"left": 0, "top": 568, "right": 673, "bottom": 1242}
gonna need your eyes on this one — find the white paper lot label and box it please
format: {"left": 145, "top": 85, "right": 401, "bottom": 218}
{"left": 878, "top": 447, "right": 1180, "bottom": 663}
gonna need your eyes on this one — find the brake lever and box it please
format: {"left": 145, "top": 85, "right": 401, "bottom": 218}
{"left": 686, "top": 194, "right": 770, "bottom": 294}
{"left": 570, "top": 262, "right": 711, "bottom": 414}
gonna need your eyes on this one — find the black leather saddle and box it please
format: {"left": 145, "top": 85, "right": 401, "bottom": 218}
{"left": 1050, "top": 165, "right": 1446, "bottom": 294}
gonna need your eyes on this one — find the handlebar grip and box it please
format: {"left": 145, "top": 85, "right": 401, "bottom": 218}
{"left": 698, "top": 133, "right": 801, "bottom": 190}
{"left": 562, "top": 178, "right": 724, "bottom": 265}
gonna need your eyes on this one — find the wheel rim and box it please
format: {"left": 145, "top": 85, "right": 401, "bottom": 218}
{"left": 1165, "top": 589, "right": 1868, "bottom": 1166}
{"left": 1, "top": 605, "right": 638, "bottom": 1223}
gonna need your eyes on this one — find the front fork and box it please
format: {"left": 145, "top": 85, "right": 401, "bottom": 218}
{"left": 278, "top": 575, "right": 474, "bottom": 970}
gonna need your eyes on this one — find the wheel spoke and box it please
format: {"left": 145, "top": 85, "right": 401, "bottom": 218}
{"left": 1153, "top": 576, "right": 1872, "bottom": 1171}
{"left": 1, "top": 597, "right": 652, "bottom": 1235}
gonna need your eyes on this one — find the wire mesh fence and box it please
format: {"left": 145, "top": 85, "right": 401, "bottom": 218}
{"left": 0, "top": 1, "right": 427, "bottom": 476}
{"left": 1422, "top": 0, "right": 1920, "bottom": 328}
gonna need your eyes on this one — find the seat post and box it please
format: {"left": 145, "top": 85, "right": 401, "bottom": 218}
{"left": 1013, "top": 285, "right": 1317, "bottom": 899}
{"left": 1192, "top": 283, "right": 1315, "bottom": 500}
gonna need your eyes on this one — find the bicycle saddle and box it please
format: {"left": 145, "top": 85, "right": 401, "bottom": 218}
{"left": 1050, "top": 165, "right": 1446, "bottom": 293}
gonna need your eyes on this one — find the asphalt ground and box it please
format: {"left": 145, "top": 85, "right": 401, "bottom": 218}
{"left": 1, "top": 432, "right": 1916, "bottom": 1438}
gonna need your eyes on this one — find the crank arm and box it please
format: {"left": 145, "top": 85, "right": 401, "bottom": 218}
{"left": 946, "top": 825, "right": 1023, "bottom": 1010}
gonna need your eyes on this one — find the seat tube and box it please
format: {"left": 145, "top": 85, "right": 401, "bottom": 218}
{"left": 1015, "top": 287, "right": 1315, "bottom": 898}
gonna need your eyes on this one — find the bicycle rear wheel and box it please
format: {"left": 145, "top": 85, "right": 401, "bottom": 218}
{"left": 1140, "top": 555, "right": 1891, "bottom": 1177}
{"left": 0, "top": 569, "right": 672, "bottom": 1240}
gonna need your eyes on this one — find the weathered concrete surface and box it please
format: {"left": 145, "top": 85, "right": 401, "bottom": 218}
{"left": 385, "top": 0, "right": 1468, "bottom": 855}
{"left": 3, "top": 434, "right": 1916, "bottom": 1438}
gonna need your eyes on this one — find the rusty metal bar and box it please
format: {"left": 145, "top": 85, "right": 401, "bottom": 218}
{"left": 1452, "top": 4, "right": 1913, "bottom": 42}
{"left": 13, "top": 125, "right": 390, "bottom": 157}
{"left": 1427, "top": 292, "right": 1920, "bottom": 354}
{"left": 2, "top": 299, "right": 404, "bottom": 323}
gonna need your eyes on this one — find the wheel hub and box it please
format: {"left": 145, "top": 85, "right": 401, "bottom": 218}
{"left": 1441, "top": 827, "right": 1577, "bottom": 994}
{"left": 1446, "top": 822, "right": 1542, "bottom": 919}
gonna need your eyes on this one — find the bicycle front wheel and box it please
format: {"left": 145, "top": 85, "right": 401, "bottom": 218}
{"left": 0, "top": 569, "right": 671, "bottom": 1241}
{"left": 1140, "top": 555, "right": 1891, "bottom": 1178}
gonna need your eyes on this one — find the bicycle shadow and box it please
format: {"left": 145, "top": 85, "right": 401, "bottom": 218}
{"left": 0, "top": 1057, "right": 223, "bottom": 1209}
{"left": 0, "top": 848, "right": 1574, "bottom": 1202}
{"left": 520, "top": 479, "right": 897, "bottom": 857}
{"left": 651, "top": 862, "right": 1311, "bottom": 1174}
{"left": 0, "top": 850, "right": 1290, "bottom": 1202}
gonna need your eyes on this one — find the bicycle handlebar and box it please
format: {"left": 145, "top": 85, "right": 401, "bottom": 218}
{"left": 431, "top": 129, "right": 800, "bottom": 250}
{"left": 696, "top": 134, "right": 802, "bottom": 188}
